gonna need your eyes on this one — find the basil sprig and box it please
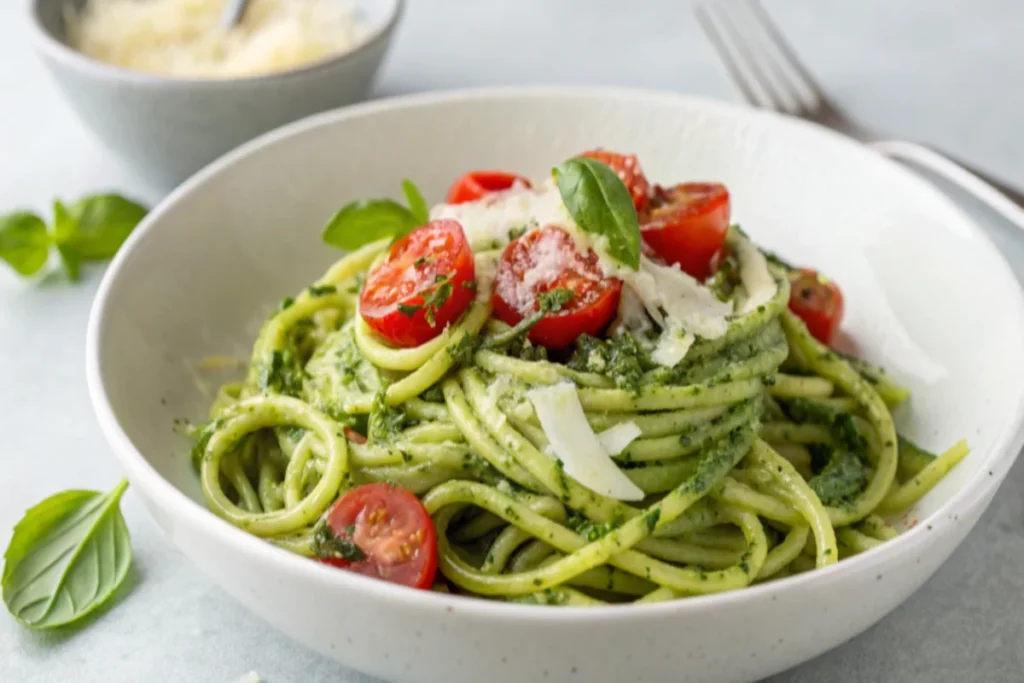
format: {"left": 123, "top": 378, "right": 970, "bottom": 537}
{"left": 553, "top": 157, "right": 641, "bottom": 270}
{"left": 3, "top": 480, "right": 133, "bottom": 629}
{"left": 322, "top": 179, "right": 430, "bottom": 251}
{"left": 0, "top": 194, "right": 147, "bottom": 281}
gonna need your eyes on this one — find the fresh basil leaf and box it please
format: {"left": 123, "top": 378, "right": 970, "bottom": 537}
{"left": 3, "top": 480, "right": 132, "bottom": 629}
{"left": 322, "top": 199, "right": 418, "bottom": 251}
{"left": 402, "top": 179, "right": 430, "bottom": 225}
{"left": 52, "top": 200, "right": 76, "bottom": 244}
{"left": 553, "top": 157, "right": 641, "bottom": 270}
{"left": 0, "top": 212, "right": 50, "bottom": 277}
{"left": 59, "top": 194, "right": 147, "bottom": 260}
{"left": 52, "top": 201, "right": 82, "bottom": 280}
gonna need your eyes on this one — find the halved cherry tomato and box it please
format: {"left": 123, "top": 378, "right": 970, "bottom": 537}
{"left": 640, "top": 182, "right": 731, "bottom": 282}
{"left": 359, "top": 220, "right": 476, "bottom": 348}
{"left": 788, "top": 268, "right": 844, "bottom": 345}
{"left": 319, "top": 483, "right": 438, "bottom": 590}
{"left": 446, "top": 171, "right": 532, "bottom": 204}
{"left": 578, "top": 149, "right": 651, "bottom": 211}
{"left": 492, "top": 226, "right": 622, "bottom": 349}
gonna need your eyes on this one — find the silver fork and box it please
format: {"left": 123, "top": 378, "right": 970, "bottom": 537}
{"left": 695, "top": 0, "right": 1024, "bottom": 230}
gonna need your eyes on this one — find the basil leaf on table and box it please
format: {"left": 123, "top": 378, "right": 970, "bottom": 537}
{"left": 0, "top": 212, "right": 50, "bottom": 276}
{"left": 3, "top": 479, "right": 133, "bottom": 629}
{"left": 553, "top": 157, "right": 642, "bottom": 270}
{"left": 52, "top": 200, "right": 81, "bottom": 281}
{"left": 60, "top": 194, "right": 148, "bottom": 260}
{"left": 402, "top": 179, "right": 430, "bottom": 225}
{"left": 0, "top": 193, "right": 147, "bottom": 282}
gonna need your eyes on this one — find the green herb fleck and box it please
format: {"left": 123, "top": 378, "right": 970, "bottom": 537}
{"left": 644, "top": 509, "right": 661, "bottom": 532}
{"left": 308, "top": 284, "right": 337, "bottom": 297}
{"left": 398, "top": 302, "right": 422, "bottom": 318}
{"left": 311, "top": 519, "right": 366, "bottom": 562}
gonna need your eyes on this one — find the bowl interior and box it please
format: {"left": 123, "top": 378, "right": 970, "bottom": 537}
{"left": 93, "top": 90, "right": 1024, "bottom": 535}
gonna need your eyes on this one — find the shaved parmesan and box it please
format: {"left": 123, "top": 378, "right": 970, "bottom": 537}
{"left": 596, "top": 421, "right": 643, "bottom": 456}
{"left": 625, "top": 257, "right": 731, "bottom": 339}
{"left": 473, "top": 251, "right": 499, "bottom": 302}
{"left": 430, "top": 179, "right": 575, "bottom": 250}
{"left": 527, "top": 383, "right": 645, "bottom": 501}
{"left": 611, "top": 285, "right": 653, "bottom": 336}
{"left": 651, "top": 323, "right": 695, "bottom": 367}
{"left": 735, "top": 237, "right": 777, "bottom": 314}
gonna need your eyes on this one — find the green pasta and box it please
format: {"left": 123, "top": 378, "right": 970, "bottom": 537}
{"left": 187, "top": 188, "right": 967, "bottom": 606}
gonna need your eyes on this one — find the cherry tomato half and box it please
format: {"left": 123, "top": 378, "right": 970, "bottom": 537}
{"left": 446, "top": 171, "right": 532, "bottom": 204}
{"left": 319, "top": 483, "right": 438, "bottom": 590}
{"left": 640, "top": 182, "right": 731, "bottom": 282}
{"left": 578, "top": 149, "right": 651, "bottom": 211}
{"left": 492, "top": 226, "right": 622, "bottom": 349}
{"left": 360, "top": 220, "right": 476, "bottom": 348}
{"left": 788, "top": 268, "right": 845, "bottom": 345}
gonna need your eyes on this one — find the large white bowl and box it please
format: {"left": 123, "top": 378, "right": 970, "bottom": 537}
{"left": 86, "top": 88, "right": 1024, "bottom": 683}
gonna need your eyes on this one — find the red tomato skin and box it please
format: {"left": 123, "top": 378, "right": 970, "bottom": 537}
{"left": 359, "top": 220, "right": 476, "bottom": 348}
{"left": 320, "top": 483, "right": 438, "bottom": 590}
{"left": 578, "top": 150, "right": 651, "bottom": 211}
{"left": 491, "top": 226, "right": 622, "bottom": 350}
{"left": 446, "top": 171, "right": 532, "bottom": 204}
{"left": 640, "top": 182, "right": 731, "bottom": 281}
{"left": 788, "top": 268, "right": 845, "bottom": 344}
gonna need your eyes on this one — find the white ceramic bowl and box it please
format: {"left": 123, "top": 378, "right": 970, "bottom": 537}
{"left": 86, "top": 88, "right": 1024, "bottom": 683}
{"left": 30, "top": 0, "right": 403, "bottom": 190}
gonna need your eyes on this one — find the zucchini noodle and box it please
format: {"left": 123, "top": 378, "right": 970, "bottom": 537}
{"left": 188, "top": 193, "right": 967, "bottom": 606}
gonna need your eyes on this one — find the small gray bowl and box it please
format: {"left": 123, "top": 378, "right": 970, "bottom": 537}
{"left": 30, "top": 0, "right": 403, "bottom": 189}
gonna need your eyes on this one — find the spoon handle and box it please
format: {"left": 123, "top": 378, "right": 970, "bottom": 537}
{"left": 220, "top": 0, "right": 249, "bottom": 29}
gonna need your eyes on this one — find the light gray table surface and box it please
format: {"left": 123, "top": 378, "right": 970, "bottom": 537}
{"left": 2, "top": 1, "right": 1023, "bottom": 681}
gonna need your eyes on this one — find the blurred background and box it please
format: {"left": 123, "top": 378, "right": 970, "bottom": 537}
{"left": 2, "top": 1, "right": 1023, "bottom": 682}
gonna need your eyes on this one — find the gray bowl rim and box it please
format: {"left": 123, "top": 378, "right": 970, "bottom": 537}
{"left": 28, "top": 0, "right": 404, "bottom": 87}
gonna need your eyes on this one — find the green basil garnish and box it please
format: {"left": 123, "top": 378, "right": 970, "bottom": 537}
{"left": 322, "top": 179, "right": 430, "bottom": 251}
{"left": 553, "top": 157, "right": 641, "bottom": 270}
{"left": 0, "top": 212, "right": 50, "bottom": 277}
{"left": 402, "top": 178, "right": 430, "bottom": 225}
{"left": 0, "top": 194, "right": 147, "bottom": 282}
{"left": 3, "top": 480, "right": 133, "bottom": 629}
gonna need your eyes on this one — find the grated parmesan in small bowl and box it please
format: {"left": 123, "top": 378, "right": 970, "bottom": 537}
{"left": 29, "top": 0, "right": 402, "bottom": 186}
{"left": 65, "top": 0, "right": 373, "bottom": 79}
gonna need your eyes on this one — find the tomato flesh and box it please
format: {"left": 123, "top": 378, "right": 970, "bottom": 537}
{"left": 640, "top": 182, "right": 731, "bottom": 281}
{"left": 359, "top": 220, "right": 476, "bottom": 348}
{"left": 320, "top": 483, "right": 438, "bottom": 590}
{"left": 578, "top": 150, "right": 651, "bottom": 211}
{"left": 446, "top": 171, "right": 532, "bottom": 204}
{"left": 492, "top": 226, "right": 622, "bottom": 349}
{"left": 788, "top": 268, "right": 844, "bottom": 344}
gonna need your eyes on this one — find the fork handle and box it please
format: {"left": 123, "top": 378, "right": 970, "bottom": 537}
{"left": 870, "top": 140, "right": 1024, "bottom": 232}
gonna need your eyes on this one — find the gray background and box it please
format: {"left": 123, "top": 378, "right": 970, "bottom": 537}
{"left": 2, "top": 1, "right": 1023, "bottom": 681}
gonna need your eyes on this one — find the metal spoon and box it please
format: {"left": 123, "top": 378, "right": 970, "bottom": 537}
{"left": 220, "top": 0, "right": 249, "bottom": 29}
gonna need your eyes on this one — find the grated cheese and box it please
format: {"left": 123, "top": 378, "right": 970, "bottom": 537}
{"left": 430, "top": 179, "right": 573, "bottom": 251}
{"left": 65, "top": 0, "right": 371, "bottom": 78}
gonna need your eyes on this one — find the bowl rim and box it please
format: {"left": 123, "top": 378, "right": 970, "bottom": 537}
{"left": 28, "top": 0, "right": 404, "bottom": 87}
{"left": 86, "top": 85, "right": 1024, "bottom": 623}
